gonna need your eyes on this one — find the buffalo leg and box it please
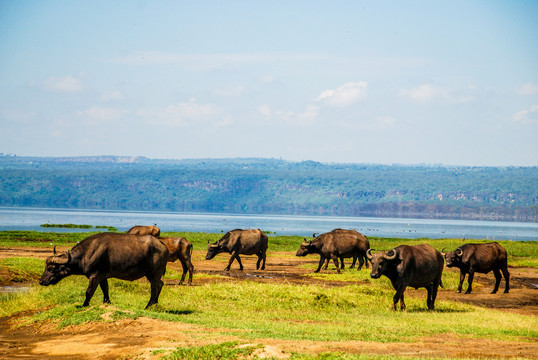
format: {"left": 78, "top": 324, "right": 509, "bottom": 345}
{"left": 357, "top": 255, "right": 364, "bottom": 270}
{"left": 315, "top": 256, "right": 326, "bottom": 273}
{"left": 179, "top": 259, "right": 193, "bottom": 285}
{"left": 100, "top": 279, "right": 111, "bottom": 304}
{"left": 322, "top": 258, "right": 329, "bottom": 270}
{"left": 256, "top": 252, "right": 266, "bottom": 270}
{"left": 465, "top": 272, "right": 475, "bottom": 294}
{"left": 349, "top": 256, "right": 357, "bottom": 269}
{"left": 83, "top": 275, "right": 101, "bottom": 307}
{"left": 235, "top": 254, "right": 244, "bottom": 271}
{"left": 260, "top": 252, "right": 266, "bottom": 270}
{"left": 457, "top": 271, "right": 466, "bottom": 293}
{"left": 146, "top": 279, "right": 163, "bottom": 309}
{"left": 426, "top": 284, "right": 438, "bottom": 310}
{"left": 501, "top": 266, "right": 510, "bottom": 293}
{"left": 393, "top": 291, "right": 406, "bottom": 311}
{"left": 225, "top": 252, "right": 241, "bottom": 271}
{"left": 492, "top": 269, "right": 502, "bottom": 294}
{"left": 339, "top": 257, "right": 345, "bottom": 269}
{"left": 332, "top": 256, "right": 341, "bottom": 274}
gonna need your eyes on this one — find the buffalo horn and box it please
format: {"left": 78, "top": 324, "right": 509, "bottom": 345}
{"left": 384, "top": 249, "right": 398, "bottom": 260}
{"left": 440, "top": 247, "right": 446, "bottom": 256}
{"left": 366, "top": 248, "right": 374, "bottom": 260}
{"left": 53, "top": 246, "right": 58, "bottom": 256}
{"left": 312, "top": 233, "right": 319, "bottom": 238}
{"left": 455, "top": 248, "right": 463, "bottom": 257}
{"left": 50, "top": 250, "right": 71, "bottom": 265}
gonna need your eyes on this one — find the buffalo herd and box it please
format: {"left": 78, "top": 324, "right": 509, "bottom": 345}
{"left": 40, "top": 225, "right": 510, "bottom": 310}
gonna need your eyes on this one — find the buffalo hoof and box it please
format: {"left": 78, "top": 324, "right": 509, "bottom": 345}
{"left": 465, "top": 290, "right": 472, "bottom": 294}
{"left": 456, "top": 290, "right": 461, "bottom": 293}
{"left": 504, "top": 289, "right": 509, "bottom": 293}
{"left": 491, "top": 290, "right": 498, "bottom": 294}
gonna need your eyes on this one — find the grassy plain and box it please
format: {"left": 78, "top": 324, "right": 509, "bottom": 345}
{"left": 0, "top": 230, "right": 537, "bottom": 359}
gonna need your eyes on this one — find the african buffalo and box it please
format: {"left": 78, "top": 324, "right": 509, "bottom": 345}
{"left": 296, "top": 229, "right": 370, "bottom": 273}
{"left": 160, "top": 236, "right": 194, "bottom": 285}
{"left": 39, "top": 233, "right": 169, "bottom": 309}
{"left": 443, "top": 242, "right": 509, "bottom": 294}
{"left": 367, "top": 244, "right": 444, "bottom": 310}
{"left": 127, "top": 225, "right": 161, "bottom": 237}
{"left": 205, "top": 229, "right": 268, "bottom": 271}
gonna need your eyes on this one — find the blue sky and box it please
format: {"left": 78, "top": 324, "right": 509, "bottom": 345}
{"left": 1, "top": 1, "right": 537, "bottom": 165}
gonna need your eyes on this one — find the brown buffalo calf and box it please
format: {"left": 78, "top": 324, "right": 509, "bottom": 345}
{"left": 160, "top": 237, "right": 194, "bottom": 285}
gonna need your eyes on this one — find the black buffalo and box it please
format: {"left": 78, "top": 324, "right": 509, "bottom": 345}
{"left": 39, "top": 233, "right": 169, "bottom": 309}
{"left": 205, "top": 229, "right": 268, "bottom": 271}
{"left": 443, "top": 242, "right": 509, "bottom": 294}
{"left": 367, "top": 244, "right": 444, "bottom": 310}
{"left": 296, "top": 229, "right": 370, "bottom": 273}
{"left": 127, "top": 225, "right": 161, "bottom": 237}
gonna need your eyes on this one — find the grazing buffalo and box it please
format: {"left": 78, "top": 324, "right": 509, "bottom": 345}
{"left": 296, "top": 229, "right": 370, "bottom": 273}
{"left": 160, "top": 237, "right": 194, "bottom": 285}
{"left": 127, "top": 225, "right": 161, "bottom": 237}
{"left": 39, "top": 233, "right": 169, "bottom": 309}
{"left": 367, "top": 244, "right": 444, "bottom": 310}
{"left": 443, "top": 242, "right": 509, "bottom": 294}
{"left": 206, "top": 229, "right": 268, "bottom": 271}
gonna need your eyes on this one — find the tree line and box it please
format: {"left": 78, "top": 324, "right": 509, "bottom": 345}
{"left": 0, "top": 155, "right": 536, "bottom": 222}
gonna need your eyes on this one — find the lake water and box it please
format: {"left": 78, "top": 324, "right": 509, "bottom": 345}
{"left": 0, "top": 207, "right": 536, "bottom": 241}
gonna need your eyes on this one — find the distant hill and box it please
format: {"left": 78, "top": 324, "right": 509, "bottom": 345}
{"left": 1, "top": 155, "right": 537, "bottom": 222}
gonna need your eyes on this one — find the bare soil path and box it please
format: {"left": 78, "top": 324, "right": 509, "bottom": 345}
{"left": 1, "top": 247, "right": 537, "bottom": 359}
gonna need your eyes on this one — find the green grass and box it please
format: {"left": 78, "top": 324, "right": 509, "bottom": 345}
{"left": 0, "top": 257, "right": 44, "bottom": 285}
{"left": 1, "top": 230, "right": 537, "bottom": 359}
{"left": 2, "top": 271, "right": 536, "bottom": 343}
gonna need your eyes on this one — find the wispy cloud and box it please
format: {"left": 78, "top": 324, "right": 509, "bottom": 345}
{"left": 137, "top": 98, "right": 218, "bottom": 127}
{"left": 43, "top": 75, "right": 83, "bottom": 93}
{"left": 260, "top": 104, "right": 319, "bottom": 126}
{"left": 100, "top": 91, "right": 124, "bottom": 102}
{"left": 399, "top": 83, "right": 473, "bottom": 104}
{"left": 512, "top": 105, "right": 538, "bottom": 124}
{"left": 77, "top": 106, "right": 125, "bottom": 121}
{"left": 316, "top": 81, "right": 368, "bottom": 107}
{"left": 516, "top": 83, "right": 538, "bottom": 96}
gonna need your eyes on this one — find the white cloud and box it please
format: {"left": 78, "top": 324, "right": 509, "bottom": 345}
{"left": 516, "top": 83, "right": 538, "bottom": 96}
{"left": 512, "top": 105, "right": 538, "bottom": 124}
{"left": 316, "top": 81, "right": 368, "bottom": 107}
{"left": 259, "top": 105, "right": 272, "bottom": 117}
{"left": 137, "top": 98, "right": 218, "bottom": 127}
{"left": 398, "top": 84, "right": 442, "bottom": 103}
{"left": 275, "top": 105, "right": 320, "bottom": 125}
{"left": 77, "top": 106, "right": 125, "bottom": 121}
{"left": 43, "top": 76, "right": 83, "bottom": 93}
{"left": 259, "top": 74, "right": 275, "bottom": 83}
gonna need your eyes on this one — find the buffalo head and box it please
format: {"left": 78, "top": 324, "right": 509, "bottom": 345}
{"left": 205, "top": 240, "right": 222, "bottom": 260}
{"left": 39, "top": 247, "right": 72, "bottom": 286}
{"left": 444, "top": 248, "right": 463, "bottom": 268}
{"left": 295, "top": 239, "right": 316, "bottom": 257}
{"left": 367, "top": 248, "right": 398, "bottom": 279}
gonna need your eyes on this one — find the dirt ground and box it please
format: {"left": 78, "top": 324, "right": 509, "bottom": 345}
{"left": 1, "top": 247, "right": 537, "bottom": 360}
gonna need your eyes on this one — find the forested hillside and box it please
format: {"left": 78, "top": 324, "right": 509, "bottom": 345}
{"left": 0, "top": 155, "right": 536, "bottom": 222}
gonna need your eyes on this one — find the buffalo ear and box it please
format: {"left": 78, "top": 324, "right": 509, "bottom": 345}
{"left": 384, "top": 249, "right": 398, "bottom": 261}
